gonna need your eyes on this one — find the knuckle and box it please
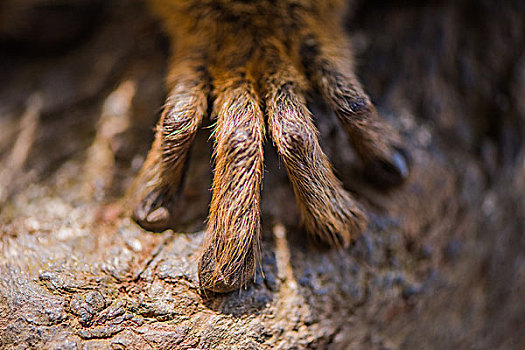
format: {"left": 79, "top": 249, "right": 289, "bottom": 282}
{"left": 338, "top": 96, "right": 373, "bottom": 120}
{"left": 282, "top": 123, "right": 306, "bottom": 147}
{"left": 223, "top": 127, "right": 251, "bottom": 148}
{"left": 162, "top": 107, "right": 198, "bottom": 137}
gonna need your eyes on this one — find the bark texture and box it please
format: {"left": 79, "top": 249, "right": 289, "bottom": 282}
{"left": 1, "top": 0, "right": 524, "bottom": 349}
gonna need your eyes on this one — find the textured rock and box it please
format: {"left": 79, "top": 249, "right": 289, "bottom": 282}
{"left": 0, "top": 0, "right": 524, "bottom": 349}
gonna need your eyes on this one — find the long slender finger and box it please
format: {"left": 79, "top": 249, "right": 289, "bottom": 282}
{"left": 262, "top": 40, "right": 366, "bottom": 246}
{"left": 131, "top": 45, "right": 209, "bottom": 231}
{"left": 198, "top": 68, "right": 265, "bottom": 293}
{"left": 298, "top": 22, "right": 410, "bottom": 187}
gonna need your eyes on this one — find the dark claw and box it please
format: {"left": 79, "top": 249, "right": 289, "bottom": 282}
{"left": 391, "top": 151, "right": 410, "bottom": 179}
{"left": 363, "top": 146, "right": 411, "bottom": 189}
{"left": 132, "top": 189, "right": 173, "bottom": 232}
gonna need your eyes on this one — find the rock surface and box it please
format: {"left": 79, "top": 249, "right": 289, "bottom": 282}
{"left": 0, "top": 0, "right": 524, "bottom": 349}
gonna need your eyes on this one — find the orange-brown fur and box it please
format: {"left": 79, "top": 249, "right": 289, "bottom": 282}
{"left": 131, "top": 0, "right": 410, "bottom": 292}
